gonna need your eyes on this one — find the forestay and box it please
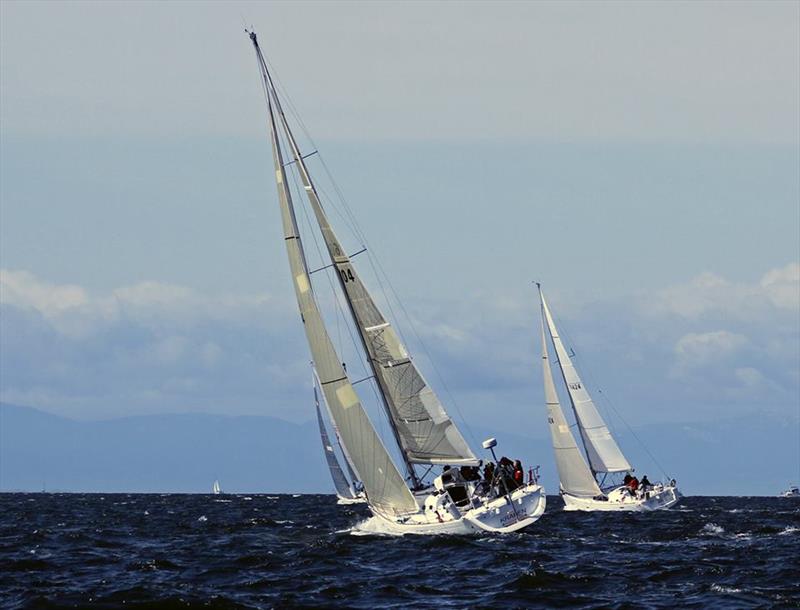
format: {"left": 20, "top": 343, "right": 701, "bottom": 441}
{"left": 274, "top": 98, "right": 477, "bottom": 467}
{"left": 252, "top": 35, "right": 417, "bottom": 516}
{"left": 540, "top": 308, "right": 603, "bottom": 497}
{"left": 540, "top": 292, "right": 632, "bottom": 474}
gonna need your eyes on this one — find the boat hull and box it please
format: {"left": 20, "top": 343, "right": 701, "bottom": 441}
{"left": 356, "top": 484, "right": 547, "bottom": 535}
{"left": 562, "top": 484, "right": 680, "bottom": 512}
{"left": 337, "top": 493, "right": 367, "bottom": 505}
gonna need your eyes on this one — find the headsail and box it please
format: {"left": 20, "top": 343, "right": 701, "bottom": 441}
{"left": 315, "top": 385, "right": 356, "bottom": 499}
{"left": 540, "top": 291, "right": 632, "bottom": 474}
{"left": 249, "top": 32, "right": 417, "bottom": 516}
{"left": 539, "top": 291, "right": 602, "bottom": 497}
{"left": 269, "top": 88, "right": 476, "bottom": 468}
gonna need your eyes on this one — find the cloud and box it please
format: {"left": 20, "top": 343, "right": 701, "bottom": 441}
{"left": 674, "top": 330, "right": 748, "bottom": 367}
{"left": 639, "top": 263, "right": 799, "bottom": 321}
{"left": 1, "top": 265, "right": 797, "bottom": 429}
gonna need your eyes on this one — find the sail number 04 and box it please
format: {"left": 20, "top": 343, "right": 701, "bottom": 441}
{"left": 339, "top": 268, "right": 355, "bottom": 283}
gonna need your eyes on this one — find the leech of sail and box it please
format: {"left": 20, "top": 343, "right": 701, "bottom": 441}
{"left": 248, "top": 31, "right": 417, "bottom": 515}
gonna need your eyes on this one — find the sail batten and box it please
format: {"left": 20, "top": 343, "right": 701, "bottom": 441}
{"left": 270, "top": 74, "right": 477, "bottom": 468}
{"left": 250, "top": 33, "right": 417, "bottom": 516}
{"left": 540, "top": 291, "right": 632, "bottom": 474}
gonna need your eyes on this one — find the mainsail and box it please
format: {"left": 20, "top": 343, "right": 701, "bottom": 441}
{"left": 540, "top": 291, "right": 632, "bottom": 474}
{"left": 269, "top": 88, "right": 476, "bottom": 469}
{"left": 249, "top": 32, "right": 417, "bottom": 516}
{"left": 315, "top": 389, "right": 356, "bottom": 499}
{"left": 540, "top": 298, "right": 602, "bottom": 497}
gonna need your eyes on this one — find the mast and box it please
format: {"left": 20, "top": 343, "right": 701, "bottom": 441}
{"left": 539, "top": 288, "right": 632, "bottom": 475}
{"left": 539, "top": 290, "right": 596, "bottom": 476}
{"left": 247, "top": 31, "right": 417, "bottom": 516}
{"left": 257, "top": 63, "right": 421, "bottom": 487}
{"left": 537, "top": 284, "right": 602, "bottom": 497}
{"left": 256, "top": 38, "right": 477, "bottom": 482}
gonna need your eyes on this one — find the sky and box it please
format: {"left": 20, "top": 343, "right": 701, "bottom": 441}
{"left": 1, "top": 1, "right": 798, "bottom": 481}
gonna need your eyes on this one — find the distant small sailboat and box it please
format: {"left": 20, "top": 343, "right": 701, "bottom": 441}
{"left": 779, "top": 486, "right": 799, "bottom": 498}
{"left": 212, "top": 480, "right": 222, "bottom": 495}
{"left": 536, "top": 285, "right": 680, "bottom": 512}
{"left": 313, "top": 368, "right": 366, "bottom": 504}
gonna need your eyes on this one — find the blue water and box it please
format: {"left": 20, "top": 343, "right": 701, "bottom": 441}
{"left": 1, "top": 494, "right": 798, "bottom": 608}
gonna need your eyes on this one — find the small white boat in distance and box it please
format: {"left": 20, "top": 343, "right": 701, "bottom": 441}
{"left": 212, "top": 480, "right": 222, "bottom": 495}
{"left": 779, "top": 486, "right": 799, "bottom": 498}
{"left": 537, "top": 285, "right": 679, "bottom": 512}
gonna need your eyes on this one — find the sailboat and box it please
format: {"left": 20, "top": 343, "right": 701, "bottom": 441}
{"left": 313, "top": 369, "right": 366, "bottom": 504}
{"left": 212, "top": 480, "right": 222, "bottom": 495}
{"left": 537, "top": 285, "right": 680, "bottom": 511}
{"left": 246, "top": 30, "right": 546, "bottom": 534}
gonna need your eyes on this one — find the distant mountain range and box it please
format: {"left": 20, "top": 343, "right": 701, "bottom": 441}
{"left": 1, "top": 403, "right": 797, "bottom": 496}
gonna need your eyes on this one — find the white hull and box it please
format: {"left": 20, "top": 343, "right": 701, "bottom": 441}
{"left": 355, "top": 484, "right": 546, "bottom": 535}
{"left": 337, "top": 493, "right": 367, "bottom": 505}
{"left": 562, "top": 484, "right": 680, "bottom": 512}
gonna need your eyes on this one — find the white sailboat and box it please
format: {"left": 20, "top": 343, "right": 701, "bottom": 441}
{"left": 246, "top": 30, "right": 546, "bottom": 534}
{"left": 537, "top": 285, "right": 679, "bottom": 512}
{"left": 212, "top": 480, "right": 222, "bottom": 495}
{"left": 313, "top": 369, "right": 366, "bottom": 504}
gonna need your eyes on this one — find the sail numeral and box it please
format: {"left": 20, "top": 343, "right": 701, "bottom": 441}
{"left": 569, "top": 382, "right": 582, "bottom": 390}
{"left": 547, "top": 417, "right": 555, "bottom": 424}
{"left": 339, "top": 268, "right": 355, "bottom": 283}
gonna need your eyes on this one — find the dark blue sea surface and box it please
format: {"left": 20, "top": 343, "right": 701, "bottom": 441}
{"left": 1, "top": 494, "right": 798, "bottom": 609}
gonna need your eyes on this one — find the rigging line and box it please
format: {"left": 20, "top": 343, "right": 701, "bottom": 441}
{"left": 550, "top": 305, "right": 626, "bottom": 443}
{"left": 268, "top": 73, "right": 402, "bottom": 459}
{"left": 263, "top": 53, "right": 474, "bottom": 458}
{"left": 552, "top": 305, "right": 670, "bottom": 481}
{"left": 262, "top": 58, "right": 366, "bottom": 243}
{"left": 596, "top": 388, "right": 672, "bottom": 481}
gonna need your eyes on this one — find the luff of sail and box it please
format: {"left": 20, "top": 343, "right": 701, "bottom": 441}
{"left": 315, "top": 392, "right": 356, "bottom": 499}
{"left": 540, "top": 292, "right": 632, "bottom": 474}
{"left": 249, "top": 32, "right": 417, "bottom": 516}
{"left": 540, "top": 295, "right": 603, "bottom": 497}
{"left": 271, "top": 98, "right": 476, "bottom": 467}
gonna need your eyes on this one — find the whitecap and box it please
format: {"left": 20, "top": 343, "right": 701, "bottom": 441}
{"left": 701, "top": 523, "right": 725, "bottom": 536}
{"left": 275, "top": 519, "right": 294, "bottom": 525}
{"left": 711, "top": 584, "right": 742, "bottom": 594}
{"left": 292, "top": 494, "right": 301, "bottom": 498}
{"left": 243, "top": 497, "right": 253, "bottom": 501}
{"left": 197, "top": 515, "right": 208, "bottom": 522}
{"left": 778, "top": 526, "right": 798, "bottom": 536}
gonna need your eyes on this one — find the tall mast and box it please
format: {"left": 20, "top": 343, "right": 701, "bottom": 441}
{"left": 538, "top": 285, "right": 596, "bottom": 476}
{"left": 257, "top": 48, "right": 423, "bottom": 486}
{"left": 247, "top": 30, "right": 417, "bottom": 515}
{"left": 539, "top": 287, "right": 632, "bottom": 475}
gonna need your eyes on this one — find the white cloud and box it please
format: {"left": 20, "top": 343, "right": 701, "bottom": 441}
{"left": 0, "top": 269, "right": 88, "bottom": 317}
{"left": 640, "top": 263, "right": 800, "bottom": 321}
{"left": 674, "top": 330, "right": 748, "bottom": 367}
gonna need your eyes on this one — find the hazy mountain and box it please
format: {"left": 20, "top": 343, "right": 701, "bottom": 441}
{"left": 1, "top": 403, "right": 797, "bottom": 496}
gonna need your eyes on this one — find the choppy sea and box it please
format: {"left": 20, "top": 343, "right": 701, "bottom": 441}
{"left": 1, "top": 494, "right": 798, "bottom": 609}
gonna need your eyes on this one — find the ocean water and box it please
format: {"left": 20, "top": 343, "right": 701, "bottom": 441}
{"left": 1, "top": 494, "right": 798, "bottom": 609}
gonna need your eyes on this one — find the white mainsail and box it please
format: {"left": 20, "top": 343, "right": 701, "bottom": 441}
{"left": 540, "top": 292, "right": 632, "bottom": 474}
{"left": 540, "top": 299, "right": 602, "bottom": 498}
{"left": 269, "top": 80, "right": 476, "bottom": 470}
{"left": 251, "top": 35, "right": 417, "bottom": 516}
{"left": 212, "top": 480, "right": 221, "bottom": 495}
